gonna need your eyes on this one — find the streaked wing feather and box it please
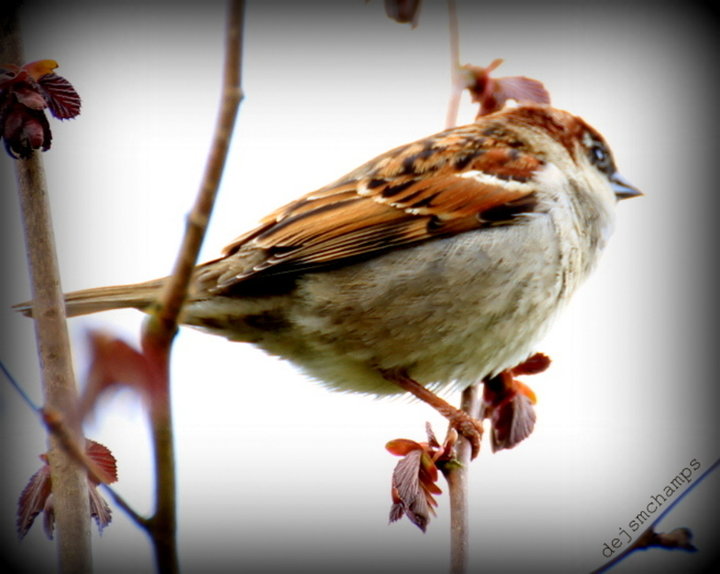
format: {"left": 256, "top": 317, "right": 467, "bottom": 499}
{"left": 216, "top": 121, "right": 544, "bottom": 289}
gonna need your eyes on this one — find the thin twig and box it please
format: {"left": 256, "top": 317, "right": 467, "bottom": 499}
{"left": 40, "top": 409, "right": 107, "bottom": 487}
{"left": 590, "top": 456, "right": 720, "bottom": 573}
{"left": 40, "top": 407, "right": 149, "bottom": 528}
{"left": 445, "top": 0, "right": 463, "bottom": 128}
{"left": 101, "top": 483, "right": 149, "bottom": 530}
{"left": 1, "top": 359, "right": 40, "bottom": 411}
{"left": 148, "top": 0, "right": 244, "bottom": 339}
{"left": 3, "top": 356, "right": 150, "bottom": 533}
{"left": 138, "top": 2, "right": 245, "bottom": 573}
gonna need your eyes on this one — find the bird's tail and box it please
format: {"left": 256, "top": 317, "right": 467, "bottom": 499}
{"left": 14, "top": 279, "right": 164, "bottom": 318}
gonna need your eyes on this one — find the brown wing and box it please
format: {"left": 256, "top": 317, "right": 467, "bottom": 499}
{"left": 211, "top": 119, "right": 545, "bottom": 292}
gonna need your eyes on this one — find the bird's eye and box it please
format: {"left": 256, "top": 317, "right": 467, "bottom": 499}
{"left": 591, "top": 145, "right": 607, "bottom": 164}
{"left": 584, "top": 134, "right": 614, "bottom": 176}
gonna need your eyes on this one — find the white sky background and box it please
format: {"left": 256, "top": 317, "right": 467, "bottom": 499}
{"left": 1, "top": 1, "right": 718, "bottom": 573}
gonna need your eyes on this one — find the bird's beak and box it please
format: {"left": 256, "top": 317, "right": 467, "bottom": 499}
{"left": 611, "top": 172, "right": 643, "bottom": 200}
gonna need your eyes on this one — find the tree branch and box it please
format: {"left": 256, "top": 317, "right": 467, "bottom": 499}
{"left": 3, "top": 4, "right": 93, "bottom": 569}
{"left": 443, "top": 384, "right": 481, "bottom": 574}
{"left": 15, "top": 153, "right": 94, "bottom": 574}
{"left": 445, "top": 0, "right": 463, "bottom": 129}
{"left": 442, "top": 6, "right": 479, "bottom": 569}
{"left": 147, "top": 0, "right": 244, "bottom": 340}
{"left": 137, "top": 2, "right": 245, "bottom": 572}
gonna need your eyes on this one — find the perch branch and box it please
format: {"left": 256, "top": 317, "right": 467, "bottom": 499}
{"left": 442, "top": 5, "right": 479, "bottom": 570}
{"left": 443, "top": 384, "right": 481, "bottom": 574}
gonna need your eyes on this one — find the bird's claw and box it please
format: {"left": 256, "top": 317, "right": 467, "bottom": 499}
{"left": 449, "top": 411, "right": 484, "bottom": 459}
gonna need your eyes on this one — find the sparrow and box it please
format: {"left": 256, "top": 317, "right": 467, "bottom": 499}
{"left": 16, "top": 104, "right": 640, "bottom": 454}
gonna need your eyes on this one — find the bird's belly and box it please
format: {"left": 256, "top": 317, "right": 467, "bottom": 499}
{"left": 264, "top": 220, "right": 568, "bottom": 395}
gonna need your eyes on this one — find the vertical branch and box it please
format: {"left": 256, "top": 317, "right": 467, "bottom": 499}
{"left": 443, "top": 4, "right": 478, "bottom": 571}
{"left": 16, "top": 155, "right": 94, "bottom": 574}
{"left": 148, "top": 0, "right": 244, "bottom": 338}
{"left": 3, "top": 4, "right": 93, "bottom": 573}
{"left": 18, "top": 164, "right": 91, "bottom": 559}
{"left": 139, "top": 1, "right": 245, "bottom": 572}
{"left": 445, "top": 0, "right": 463, "bottom": 128}
{"left": 444, "top": 384, "right": 481, "bottom": 574}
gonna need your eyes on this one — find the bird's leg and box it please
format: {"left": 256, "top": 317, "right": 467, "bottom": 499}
{"left": 380, "top": 368, "right": 484, "bottom": 459}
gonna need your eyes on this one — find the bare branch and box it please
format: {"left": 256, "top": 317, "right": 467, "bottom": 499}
{"left": 138, "top": 2, "right": 245, "bottom": 572}
{"left": 147, "top": 0, "right": 245, "bottom": 341}
{"left": 3, "top": 3, "right": 94, "bottom": 567}
{"left": 442, "top": 5, "right": 479, "bottom": 570}
{"left": 443, "top": 384, "right": 481, "bottom": 574}
{"left": 445, "top": 0, "right": 463, "bottom": 128}
{"left": 14, "top": 153, "right": 94, "bottom": 574}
